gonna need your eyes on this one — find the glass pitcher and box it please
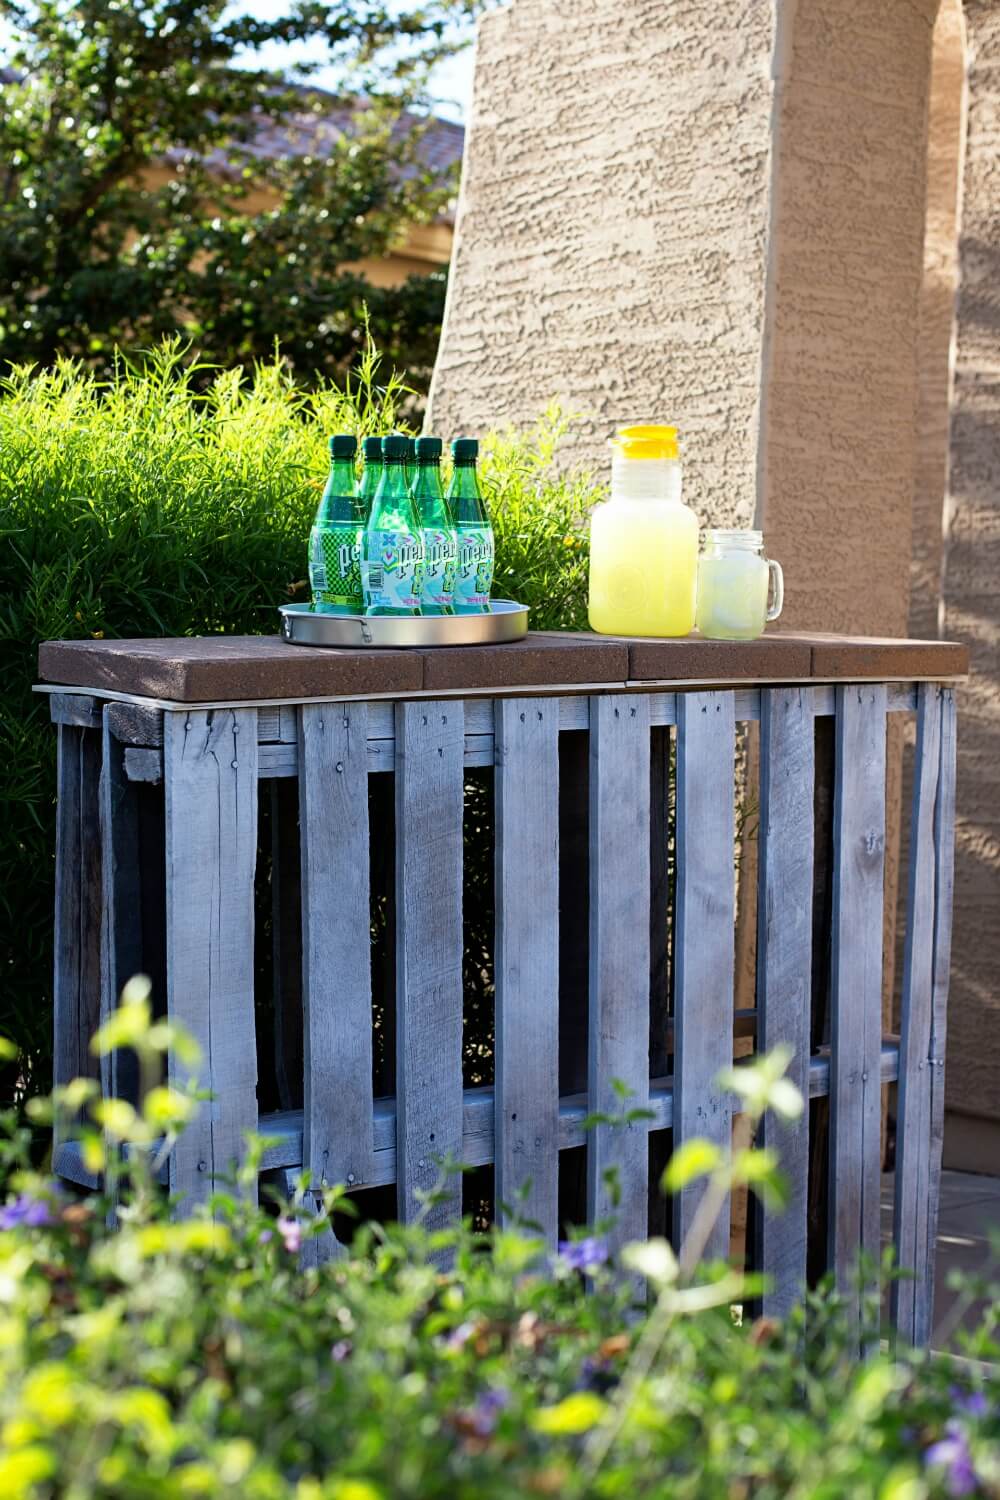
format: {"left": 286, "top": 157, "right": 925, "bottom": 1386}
{"left": 695, "top": 529, "right": 783, "bottom": 641}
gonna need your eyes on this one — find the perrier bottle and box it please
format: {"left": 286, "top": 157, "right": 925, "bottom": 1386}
{"left": 361, "top": 433, "right": 424, "bottom": 616}
{"left": 358, "top": 434, "right": 383, "bottom": 515}
{"left": 448, "top": 437, "right": 494, "bottom": 614}
{"left": 308, "top": 433, "right": 363, "bottom": 613}
{"left": 412, "top": 436, "right": 457, "bottom": 615}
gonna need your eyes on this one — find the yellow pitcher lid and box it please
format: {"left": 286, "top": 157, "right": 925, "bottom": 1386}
{"left": 610, "top": 423, "right": 679, "bottom": 461}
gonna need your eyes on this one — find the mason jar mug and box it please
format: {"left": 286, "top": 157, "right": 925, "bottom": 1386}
{"left": 695, "top": 529, "right": 784, "bottom": 641}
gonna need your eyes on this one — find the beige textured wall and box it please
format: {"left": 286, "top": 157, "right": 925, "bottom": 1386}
{"left": 758, "top": 0, "right": 937, "bottom": 638}
{"left": 941, "top": 0, "right": 1000, "bottom": 1142}
{"left": 912, "top": 0, "right": 967, "bottom": 645}
{"left": 428, "top": 0, "right": 775, "bottom": 524}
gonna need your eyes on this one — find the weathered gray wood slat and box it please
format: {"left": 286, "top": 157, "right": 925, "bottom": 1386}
{"left": 298, "top": 703, "right": 374, "bottom": 1204}
{"left": 53, "top": 726, "right": 103, "bottom": 1150}
{"left": 922, "top": 687, "right": 957, "bottom": 1346}
{"left": 395, "top": 701, "right": 465, "bottom": 1228}
{"left": 829, "top": 684, "right": 887, "bottom": 1320}
{"left": 164, "top": 709, "right": 259, "bottom": 1211}
{"left": 891, "top": 684, "right": 942, "bottom": 1343}
{"left": 756, "top": 687, "right": 815, "bottom": 1314}
{"left": 588, "top": 694, "right": 651, "bottom": 1252}
{"left": 118, "top": 684, "right": 921, "bottom": 786}
{"left": 49, "top": 692, "right": 103, "bottom": 730}
{"left": 673, "top": 691, "right": 737, "bottom": 1262}
{"left": 494, "top": 698, "right": 560, "bottom": 1244}
{"left": 55, "top": 1043, "right": 904, "bottom": 1192}
{"left": 99, "top": 710, "right": 142, "bottom": 1106}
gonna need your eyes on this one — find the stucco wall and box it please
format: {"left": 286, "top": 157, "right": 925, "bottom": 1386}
{"left": 428, "top": 0, "right": 775, "bottom": 524}
{"left": 941, "top": 0, "right": 1000, "bottom": 1145}
{"left": 911, "top": 0, "right": 966, "bottom": 645}
{"left": 758, "top": 0, "right": 937, "bottom": 640}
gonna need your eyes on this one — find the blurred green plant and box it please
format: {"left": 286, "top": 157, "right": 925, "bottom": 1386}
{"left": 0, "top": 0, "right": 481, "bottom": 388}
{"left": 0, "top": 342, "right": 598, "bottom": 1099}
{"left": 1, "top": 1015, "right": 998, "bottom": 1500}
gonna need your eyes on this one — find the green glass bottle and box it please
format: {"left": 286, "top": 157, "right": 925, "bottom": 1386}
{"left": 412, "top": 436, "right": 457, "bottom": 615}
{"left": 361, "top": 433, "right": 424, "bottom": 616}
{"left": 308, "top": 433, "right": 362, "bottom": 613}
{"left": 448, "top": 437, "right": 494, "bottom": 614}
{"left": 357, "top": 435, "right": 383, "bottom": 523}
{"left": 402, "top": 434, "right": 417, "bottom": 491}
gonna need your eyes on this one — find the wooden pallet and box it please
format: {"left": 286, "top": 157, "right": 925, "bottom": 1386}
{"left": 42, "top": 632, "right": 961, "bottom": 1344}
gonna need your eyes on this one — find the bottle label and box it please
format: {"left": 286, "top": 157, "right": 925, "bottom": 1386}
{"left": 362, "top": 529, "right": 423, "bottom": 611}
{"left": 454, "top": 527, "right": 494, "bottom": 610}
{"left": 310, "top": 525, "right": 361, "bottom": 609}
{"left": 420, "top": 529, "right": 457, "bottom": 608}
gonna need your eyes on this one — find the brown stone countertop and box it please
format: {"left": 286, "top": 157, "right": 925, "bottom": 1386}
{"left": 37, "top": 629, "right": 969, "bottom": 705}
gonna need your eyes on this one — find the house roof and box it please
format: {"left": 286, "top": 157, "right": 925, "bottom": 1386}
{"left": 165, "top": 97, "right": 466, "bottom": 217}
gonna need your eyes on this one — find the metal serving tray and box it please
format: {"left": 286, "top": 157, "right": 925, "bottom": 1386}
{"left": 279, "top": 600, "right": 529, "bottom": 649}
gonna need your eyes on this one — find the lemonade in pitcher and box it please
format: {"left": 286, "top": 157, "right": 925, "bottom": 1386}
{"left": 588, "top": 424, "right": 698, "bottom": 637}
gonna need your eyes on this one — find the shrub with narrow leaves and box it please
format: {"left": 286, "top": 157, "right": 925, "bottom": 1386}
{"left": 1, "top": 1006, "right": 999, "bottom": 1499}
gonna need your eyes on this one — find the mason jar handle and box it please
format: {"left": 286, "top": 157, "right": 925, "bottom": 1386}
{"left": 766, "top": 559, "right": 784, "bottom": 622}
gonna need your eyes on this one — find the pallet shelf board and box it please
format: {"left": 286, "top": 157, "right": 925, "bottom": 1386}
{"left": 37, "top": 630, "right": 969, "bottom": 704}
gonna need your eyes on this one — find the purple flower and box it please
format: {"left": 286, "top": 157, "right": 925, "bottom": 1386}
{"left": 331, "top": 1340, "right": 352, "bottom": 1362}
{"left": 445, "top": 1321, "right": 476, "bottom": 1352}
{"left": 925, "top": 1422, "right": 978, "bottom": 1497}
{"left": 955, "top": 1390, "right": 990, "bottom": 1420}
{"left": 468, "top": 1387, "right": 510, "bottom": 1438}
{"left": 0, "top": 1194, "right": 53, "bottom": 1230}
{"left": 558, "top": 1236, "right": 609, "bottom": 1273}
{"left": 276, "top": 1216, "right": 302, "bottom": 1254}
{"left": 259, "top": 1230, "right": 273, "bottom": 1244}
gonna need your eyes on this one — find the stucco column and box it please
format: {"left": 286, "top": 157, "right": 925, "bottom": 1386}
{"left": 428, "top": 0, "right": 776, "bottom": 526}
{"left": 940, "top": 0, "right": 1000, "bottom": 1170}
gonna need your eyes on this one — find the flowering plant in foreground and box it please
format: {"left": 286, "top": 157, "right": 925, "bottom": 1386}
{"left": 0, "top": 984, "right": 999, "bottom": 1499}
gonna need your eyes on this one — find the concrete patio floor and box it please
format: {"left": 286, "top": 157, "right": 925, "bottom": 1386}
{"left": 882, "top": 1169, "right": 1000, "bottom": 1349}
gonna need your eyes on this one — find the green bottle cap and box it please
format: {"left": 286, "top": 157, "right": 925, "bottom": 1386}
{"left": 329, "top": 433, "right": 357, "bottom": 459}
{"left": 381, "top": 433, "right": 408, "bottom": 462}
{"left": 362, "top": 435, "right": 382, "bottom": 462}
{"left": 452, "top": 437, "right": 478, "bottom": 463}
{"left": 416, "top": 436, "right": 442, "bottom": 462}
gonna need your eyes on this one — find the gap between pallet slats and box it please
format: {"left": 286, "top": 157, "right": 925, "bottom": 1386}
{"left": 673, "top": 692, "right": 737, "bottom": 1263}
{"left": 164, "top": 709, "right": 259, "bottom": 1213}
{"left": 756, "top": 687, "right": 815, "bottom": 1315}
{"left": 100, "top": 709, "right": 142, "bottom": 1107}
{"left": 829, "top": 684, "right": 887, "bottom": 1328}
{"left": 395, "top": 701, "right": 465, "bottom": 1229}
{"left": 494, "top": 698, "right": 560, "bottom": 1244}
{"left": 53, "top": 725, "right": 103, "bottom": 1153}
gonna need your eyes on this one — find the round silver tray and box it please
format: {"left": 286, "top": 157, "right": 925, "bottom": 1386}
{"left": 279, "top": 600, "right": 529, "bottom": 649}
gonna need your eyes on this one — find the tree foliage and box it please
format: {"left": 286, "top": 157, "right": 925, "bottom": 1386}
{"left": 0, "top": 0, "right": 473, "bottom": 384}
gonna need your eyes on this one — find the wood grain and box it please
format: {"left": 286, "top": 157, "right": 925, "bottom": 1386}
{"left": 298, "top": 703, "right": 374, "bottom": 1219}
{"left": 395, "top": 701, "right": 465, "bottom": 1228}
{"left": 164, "top": 709, "right": 259, "bottom": 1212}
{"left": 494, "top": 697, "right": 560, "bottom": 1243}
{"left": 587, "top": 694, "right": 651, "bottom": 1253}
{"left": 829, "top": 684, "right": 887, "bottom": 1325}
{"left": 673, "top": 691, "right": 736, "bottom": 1263}
{"left": 891, "top": 684, "right": 942, "bottom": 1343}
{"left": 756, "top": 687, "right": 815, "bottom": 1314}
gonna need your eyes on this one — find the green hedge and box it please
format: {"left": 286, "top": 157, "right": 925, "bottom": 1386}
{"left": 0, "top": 342, "right": 593, "bottom": 1095}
